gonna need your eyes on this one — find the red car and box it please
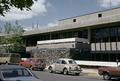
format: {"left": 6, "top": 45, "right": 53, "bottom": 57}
{"left": 19, "top": 58, "right": 46, "bottom": 71}
{"left": 98, "top": 66, "right": 120, "bottom": 80}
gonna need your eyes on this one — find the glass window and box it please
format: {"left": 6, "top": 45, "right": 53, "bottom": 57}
{"left": 110, "top": 27, "right": 117, "bottom": 37}
{"left": 98, "top": 13, "right": 102, "bottom": 18}
{"left": 2, "top": 69, "right": 32, "bottom": 78}
{"left": 61, "top": 60, "right": 67, "bottom": 64}
{"left": 23, "top": 69, "right": 31, "bottom": 76}
{"left": 118, "top": 27, "right": 120, "bottom": 37}
{"left": 78, "top": 30, "right": 88, "bottom": 38}
{"left": 73, "top": 19, "right": 76, "bottom": 22}
{"left": 56, "top": 60, "right": 61, "bottom": 64}
{"left": 68, "top": 60, "right": 76, "bottom": 64}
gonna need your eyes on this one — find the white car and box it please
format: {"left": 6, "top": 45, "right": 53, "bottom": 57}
{"left": 48, "top": 58, "right": 82, "bottom": 75}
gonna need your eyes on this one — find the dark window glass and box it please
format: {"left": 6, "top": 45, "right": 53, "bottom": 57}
{"left": 91, "top": 29, "right": 96, "bottom": 43}
{"left": 118, "top": 27, "right": 120, "bottom": 37}
{"left": 98, "top": 14, "right": 102, "bottom": 18}
{"left": 110, "top": 27, "right": 117, "bottom": 42}
{"left": 78, "top": 30, "right": 88, "bottom": 38}
{"left": 61, "top": 60, "right": 67, "bottom": 64}
{"left": 110, "top": 27, "right": 117, "bottom": 37}
{"left": 73, "top": 19, "right": 76, "bottom": 22}
{"left": 56, "top": 60, "right": 61, "bottom": 64}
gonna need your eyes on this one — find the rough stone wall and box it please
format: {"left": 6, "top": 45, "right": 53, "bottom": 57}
{"left": 30, "top": 48, "right": 70, "bottom": 65}
{"left": 0, "top": 46, "right": 6, "bottom": 53}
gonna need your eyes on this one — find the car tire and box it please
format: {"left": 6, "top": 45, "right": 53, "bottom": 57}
{"left": 75, "top": 73, "right": 80, "bottom": 76}
{"left": 103, "top": 72, "right": 111, "bottom": 80}
{"left": 63, "top": 68, "right": 68, "bottom": 75}
{"left": 41, "top": 68, "right": 44, "bottom": 71}
{"left": 49, "top": 66, "right": 53, "bottom": 73}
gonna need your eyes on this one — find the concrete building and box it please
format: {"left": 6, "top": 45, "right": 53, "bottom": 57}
{"left": 23, "top": 8, "right": 120, "bottom": 63}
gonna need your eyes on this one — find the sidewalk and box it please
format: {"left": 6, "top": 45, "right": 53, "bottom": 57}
{"left": 81, "top": 68, "right": 101, "bottom": 78}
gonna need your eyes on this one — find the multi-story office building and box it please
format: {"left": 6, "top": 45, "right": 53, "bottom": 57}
{"left": 23, "top": 8, "right": 120, "bottom": 62}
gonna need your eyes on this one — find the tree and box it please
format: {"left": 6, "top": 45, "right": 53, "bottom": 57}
{"left": 0, "top": 0, "right": 37, "bottom": 16}
{"left": 0, "top": 21, "right": 25, "bottom": 53}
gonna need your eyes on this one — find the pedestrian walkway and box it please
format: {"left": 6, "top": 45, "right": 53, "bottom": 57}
{"left": 81, "top": 68, "right": 100, "bottom": 78}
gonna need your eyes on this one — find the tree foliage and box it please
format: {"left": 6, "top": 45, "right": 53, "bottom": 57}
{"left": 0, "top": 21, "right": 25, "bottom": 53}
{"left": 0, "top": 0, "right": 37, "bottom": 16}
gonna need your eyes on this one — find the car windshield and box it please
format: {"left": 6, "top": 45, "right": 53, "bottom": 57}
{"left": 2, "top": 68, "right": 32, "bottom": 78}
{"left": 68, "top": 60, "right": 76, "bottom": 64}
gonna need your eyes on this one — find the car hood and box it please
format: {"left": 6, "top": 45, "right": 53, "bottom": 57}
{"left": 4, "top": 77, "right": 42, "bottom": 81}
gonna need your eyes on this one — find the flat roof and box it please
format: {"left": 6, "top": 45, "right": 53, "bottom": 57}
{"left": 23, "top": 8, "right": 120, "bottom": 36}
{"left": 59, "top": 7, "right": 120, "bottom": 21}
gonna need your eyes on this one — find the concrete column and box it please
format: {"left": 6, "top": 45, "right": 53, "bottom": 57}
{"left": 88, "top": 28, "right": 91, "bottom": 44}
{"left": 49, "top": 33, "right": 52, "bottom": 40}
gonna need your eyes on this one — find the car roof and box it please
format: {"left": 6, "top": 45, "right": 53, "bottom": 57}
{"left": 0, "top": 65, "right": 25, "bottom": 70}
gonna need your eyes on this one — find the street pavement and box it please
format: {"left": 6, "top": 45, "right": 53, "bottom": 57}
{"left": 81, "top": 68, "right": 99, "bottom": 77}
{"left": 33, "top": 71, "right": 104, "bottom": 81}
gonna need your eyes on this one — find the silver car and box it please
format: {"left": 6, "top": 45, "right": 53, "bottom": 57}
{"left": 48, "top": 58, "right": 82, "bottom": 75}
{"left": 0, "top": 65, "right": 42, "bottom": 81}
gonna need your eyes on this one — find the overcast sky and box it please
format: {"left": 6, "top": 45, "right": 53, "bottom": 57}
{"left": 0, "top": 0, "right": 120, "bottom": 30}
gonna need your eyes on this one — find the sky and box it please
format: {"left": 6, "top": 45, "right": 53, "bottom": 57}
{"left": 0, "top": 0, "right": 120, "bottom": 31}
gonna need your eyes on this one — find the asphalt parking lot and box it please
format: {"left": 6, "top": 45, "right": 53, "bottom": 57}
{"left": 32, "top": 70, "right": 104, "bottom": 81}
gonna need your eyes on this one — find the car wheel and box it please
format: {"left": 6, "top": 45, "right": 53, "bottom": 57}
{"left": 75, "top": 73, "right": 80, "bottom": 76}
{"left": 103, "top": 72, "right": 111, "bottom": 80}
{"left": 41, "top": 68, "right": 44, "bottom": 71}
{"left": 49, "top": 67, "right": 53, "bottom": 73}
{"left": 63, "top": 68, "right": 68, "bottom": 75}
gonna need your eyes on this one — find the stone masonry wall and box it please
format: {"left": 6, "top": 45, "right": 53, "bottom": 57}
{"left": 30, "top": 48, "right": 70, "bottom": 65}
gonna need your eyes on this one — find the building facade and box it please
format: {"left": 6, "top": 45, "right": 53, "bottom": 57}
{"left": 23, "top": 8, "right": 120, "bottom": 62}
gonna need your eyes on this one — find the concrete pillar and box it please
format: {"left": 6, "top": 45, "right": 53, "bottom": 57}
{"left": 88, "top": 28, "right": 91, "bottom": 44}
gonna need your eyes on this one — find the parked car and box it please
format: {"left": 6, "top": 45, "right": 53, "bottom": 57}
{"left": 19, "top": 58, "right": 46, "bottom": 71}
{"left": 0, "top": 65, "right": 42, "bottom": 81}
{"left": 0, "top": 53, "right": 21, "bottom": 65}
{"left": 98, "top": 66, "right": 120, "bottom": 80}
{"left": 48, "top": 58, "right": 82, "bottom": 75}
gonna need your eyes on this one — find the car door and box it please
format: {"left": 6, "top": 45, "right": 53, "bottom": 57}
{"left": 54, "top": 60, "right": 61, "bottom": 71}
{"left": 59, "top": 60, "right": 67, "bottom": 71}
{"left": 117, "top": 65, "right": 120, "bottom": 76}
{"left": 110, "top": 66, "right": 120, "bottom": 77}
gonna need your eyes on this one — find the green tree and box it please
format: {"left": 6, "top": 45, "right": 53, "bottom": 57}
{"left": 0, "top": 21, "right": 25, "bottom": 53}
{"left": 0, "top": 0, "right": 37, "bottom": 16}
{"left": 4, "top": 22, "right": 12, "bottom": 34}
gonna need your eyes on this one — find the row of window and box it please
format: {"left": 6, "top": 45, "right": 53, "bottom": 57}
{"left": 91, "top": 27, "right": 120, "bottom": 42}
{"left": 76, "top": 52, "right": 120, "bottom": 62}
{"left": 26, "top": 30, "right": 88, "bottom": 46}
{"left": 26, "top": 26, "right": 120, "bottom": 46}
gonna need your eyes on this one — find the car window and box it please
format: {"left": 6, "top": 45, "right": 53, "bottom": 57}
{"left": 61, "top": 60, "right": 67, "bottom": 64}
{"left": 56, "top": 60, "right": 61, "bottom": 64}
{"left": 68, "top": 60, "right": 76, "bottom": 64}
{"left": 23, "top": 69, "right": 32, "bottom": 76}
{"left": 2, "top": 69, "right": 32, "bottom": 78}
